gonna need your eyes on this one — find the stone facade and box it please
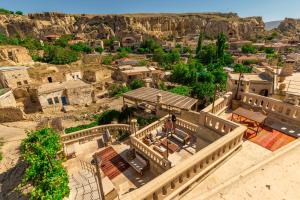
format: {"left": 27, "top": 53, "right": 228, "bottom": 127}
{"left": 83, "top": 69, "right": 111, "bottom": 83}
{"left": 0, "top": 107, "right": 25, "bottom": 122}
{"left": 30, "top": 80, "right": 93, "bottom": 111}
{"left": 65, "top": 71, "right": 82, "bottom": 81}
{"left": 0, "top": 66, "right": 31, "bottom": 89}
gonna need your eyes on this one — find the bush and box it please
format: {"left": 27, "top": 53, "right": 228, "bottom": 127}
{"left": 0, "top": 8, "right": 13, "bottom": 15}
{"left": 108, "top": 84, "right": 131, "bottom": 97}
{"left": 241, "top": 44, "right": 257, "bottom": 54}
{"left": 140, "top": 39, "right": 161, "bottom": 53}
{"left": 55, "top": 34, "right": 74, "bottom": 48}
{"left": 15, "top": 11, "right": 23, "bottom": 15}
{"left": 70, "top": 42, "right": 93, "bottom": 53}
{"left": 137, "top": 116, "right": 159, "bottom": 127}
{"left": 116, "top": 131, "right": 130, "bottom": 141}
{"left": 95, "top": 46, "right": 104, "bottom": 54}
{"left": 129, "top": 79, "right": 145, "bottom": 90}
{"left": 168, "top": 86, "right": 191, "bottom": 96}
{"left": 97, "top": 110, "right": 121, "bottom": 125}
{"left": 102, "top": 54, "right": 113, "bottom": 65}
{"left": 65, "top": 121, "right": 98, "bottom": 134}
{"left": 43, "top": 46, "right": 79, "bottom": 64}
{"left": 21, "top": 129, "right": 69, "bottom": 199}
{"left": 264, "top": 47, "right": 275, "bottom": 54}
{"left": 233, "top": 64, "right": 252, "bottom": 73}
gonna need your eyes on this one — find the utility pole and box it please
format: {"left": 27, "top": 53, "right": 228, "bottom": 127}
{"left": 212, "top": 84, "right": 218, "bottom": 114}
{"left": 235, "top": 72, "right": 243, "bottom": 100}
{"left": 93, "top": 154, "right": 105, "bottom": 200}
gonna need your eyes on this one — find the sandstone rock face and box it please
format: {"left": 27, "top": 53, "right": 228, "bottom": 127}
{"left": 0, "top": 12, "right": 265, "bottom": 40}
{"left": 278, "top": 18, "right": 300, "bottom": 36}
{"left": 0, "top": 45, "right": 33, "bottom": 65}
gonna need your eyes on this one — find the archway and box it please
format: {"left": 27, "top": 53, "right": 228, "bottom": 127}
{"left": 259, "top": 89, "right": 269, "bottom": 97}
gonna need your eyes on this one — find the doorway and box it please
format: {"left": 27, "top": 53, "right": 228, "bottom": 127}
{"left": 61, "top": 96, "right": 67, "bottom": 105}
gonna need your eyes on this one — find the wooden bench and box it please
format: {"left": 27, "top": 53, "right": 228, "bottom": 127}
{"left": 171, "top": 128, "right": 190, "bottom": 145}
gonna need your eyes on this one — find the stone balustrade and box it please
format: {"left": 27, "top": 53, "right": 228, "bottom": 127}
{"left": 175, "top": 118, "right": 198, "bottom": 133}
{"left": 135, "top": 115, "right": 169, "bottom": 139}
{"left": 202, "top": 92, "right": 232, "bottom": 115}
{"left": 241, "top": 92, "right": 300, "bottom": 123}
{"left": 61, "top": 124, "right": 130, "bottom": 144}
{"left": 204, "top": 112, "right": 239, "bottom": 135}
{"left": 130, "top": 136, "right": 172, "bottom": 170}
{"left": 123, "top": 123, "right": 246, "bottom": 200}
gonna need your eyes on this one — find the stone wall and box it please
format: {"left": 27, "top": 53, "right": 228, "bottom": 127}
{"left": 0, "top": 46, "right": 33, "bottom": 65}
{"left": 0, "top": 68, "right": 31, "bottom": 89}
{"left": 0, "top": 107, "right": 25, "bottom": 122}
{"left": 66, "top": 85, "right": 93, "bottom": 106}
{"left": 0, "top": 90, "right": 16, "bottom": 108}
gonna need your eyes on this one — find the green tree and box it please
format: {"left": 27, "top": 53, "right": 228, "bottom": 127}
{"left": 140, "top": 38, "right": 161, "bottom": 53}
{"left": 153, "top": 48, "right": 166, "bottom": 64}
{"left": 55, "top": 34, "right": 74, "bottom": 47}
{"left": 43, "top": 46, "right": 79, "bottom": 64}
{"left": 21, "top": 129, "right": 69, "bottom": 200}
{"left": 168, "top": 86, "right": 191, "bottom": 96}
{"left": 97, "top": 110, "right": 121, "bottom": 125}
{"left": 95, "top": 46, "right": 104, "bottom": 54}
{"left": 216, "top": 32, "right": 226, "bottom": 64}
{"left": 102, "top": 54, "right": 113, "bottom": 65}
{"left": 70, "top": 42, "right": 93, "bottom": 53}
{"left": 129, "top": 79, "right": 145, "bottom": 90}
{"left": 233, "top": 64, "right": 252, "bottom": 73}
{"left": 192, "top": 82, "right": 215, "bottom": 106}
{"left": 108, "top": 84, "right": 130, "bottom": 97}
{"left": 196, "top": 33, "right": 204, "bottom": 58}
{"left": 241, "top": 44, "right": 257, "bottom": 54}
{"left": 15, "top": 11, "right": 23, "bottom": 15}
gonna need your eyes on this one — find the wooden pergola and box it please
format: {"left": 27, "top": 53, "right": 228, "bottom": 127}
{"left": 231, "top": 107, "right": 267, "bottom": 135}
{"left": 123, "top": 87, "right": 198, "bottom": 111}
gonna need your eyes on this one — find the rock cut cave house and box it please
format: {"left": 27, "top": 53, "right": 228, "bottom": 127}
{"left": 0, "top": 66, "right": 31, "bottom": 89}
{"left": 29, "top": 80, "right": 93, "bottom": 112}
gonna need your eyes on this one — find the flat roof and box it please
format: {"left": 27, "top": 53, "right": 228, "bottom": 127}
{"left": 229, "top": 73, "right": 271, "bottom": 82}
{"left": 0, "top": 66, "right": 29, "bottom": 72}
{"left": 123, "top": 87, "right": 198, "bottom": 110}
{"left": 37, "top": 80, "right": 90, "bottom": 94}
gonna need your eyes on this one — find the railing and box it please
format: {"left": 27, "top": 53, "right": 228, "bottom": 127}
{"left": 202, "top": 92, "right": 232, "bottom": 115}
{"left": 61, "top": 124, "right": 130, "bottom": 144}
{"left": 135, "top": 115, "right": 169, "bottom": 139}
{"left": 130, "top": 136, "right": 172, "bottom": 170}
{"left": 241, "top": 92, "right": 300, "bottom": 122}
{"left": 123, "top": 122, "right": 246, "bottom": 200}
{"left": 204, "top": 113, "right": 239, "bottom": 135}
{"left": 175, "top": 118, "right": 198, "bottom": 133}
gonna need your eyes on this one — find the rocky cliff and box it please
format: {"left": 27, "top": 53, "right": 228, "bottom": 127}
{"left": 0, "top": 12, "right": 265, "bottom": 40}
{"left": 278, "top": 18, "right": 300, "bottom": 36}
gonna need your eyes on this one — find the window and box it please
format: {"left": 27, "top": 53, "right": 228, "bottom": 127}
{"left": 47, "top": 98, "right": 53, "bottom": 105}
{"left": 17, "top": 81, "right": 22, "bottom": 86}
{"left": 54, "top": 97, "right": 59, "bottom": 104}
{"left": 252, "top": 88, "right": 255, "bottom": 92}
{"left": 24, "top": 80, "right": 28, "bottom": 84}
{"left": 48, "top": 77, "right": 53, "bottom": 83}
{"left": 235, "top": 80, "right": 238, "bottom": 85}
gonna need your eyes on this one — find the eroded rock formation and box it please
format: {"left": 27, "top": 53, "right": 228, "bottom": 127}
{"left": 278, "top": 18, "right": 300, "bottom": 36}
{"left": 0, "top": 12, "right": 265, "bottom": 40}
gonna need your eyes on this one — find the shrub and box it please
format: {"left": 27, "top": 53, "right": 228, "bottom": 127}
{"left": 42, "top": 46, "right": 79, "bottom": 64}
{"left": 95, "top": 46, "right": 104, "bottom": 54}
{"left": 168, "top": 86, "right": 191, "bottom": 96}
{"left": 108, "top": 84, "right": 130, "bottom": 97}
{"left": 65, "top": 121, "right": 98, "bottom": 134}
{"left": 116, "top": 131, "right": 130, "bottom": 141}
{"left": 233, "top": 64, "right": 252, "bottom": 73}
{"left": 21, "top": 129, "right": 69, "bottom": 199}
{"left": 0, "top": 8, "right": 13, "bottom": 15}
{"left": 55, "top": 34, "right": 74, "bottom": 48}
{"left": 241, "top": 44, "right": 257, "bottom": 54}
{"left": 97, "top": 110, "right": 121, "bottom": 125}
{"left": 102, "top": 54, "right": 113, "bottom": 65}
{"left": 129, "top": 79, "right": 145, "bottom": 90}
{"left": 15, "top": 11, "right": 23, "bottom": 15}
{"left": 70, "top": 42, "right": 93, "bottom": 53}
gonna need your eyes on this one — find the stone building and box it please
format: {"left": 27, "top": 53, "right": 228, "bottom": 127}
{"left": 112, "top": 65, "right": 162, "bottom": 83}
{"left": 65, "top": 71, "right": 82, "bottom": 81}
{"left": 228, "top": 72, "right": 273, "bottom": 98}
{"left": 0, "top": 66, "right": 31, "bottom": 89}
{"left": 83, "top": 68, "right": 111, "bottom": 83}
{"left": 29, "top": 80, "right": 93, "bottom": 112}
{"left": 0, "top": 88, "right": 17, "bottom": 108}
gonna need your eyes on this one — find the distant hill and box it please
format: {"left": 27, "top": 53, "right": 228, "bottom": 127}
{"left": 265, "top": 20, "right": 282, "bottom": 30}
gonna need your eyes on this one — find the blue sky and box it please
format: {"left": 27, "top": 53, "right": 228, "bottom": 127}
{"left": 0, "top": 0, "right": 299, "bottom": 22}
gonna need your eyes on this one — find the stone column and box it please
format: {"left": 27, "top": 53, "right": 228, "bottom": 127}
{"left": 130, "top": 119, "right": 138, "bottom": 135}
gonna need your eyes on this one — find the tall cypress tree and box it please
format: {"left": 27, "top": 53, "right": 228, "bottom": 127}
{"left": 196, "top": 33, "right": 204, "bottom": 59}
{"left": 216, "top": 32, "right": 226, "bottom": 64}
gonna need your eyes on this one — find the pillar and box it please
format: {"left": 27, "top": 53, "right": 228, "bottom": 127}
{"left": 130, "top": 119, "right": 138, "bottom": 135}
